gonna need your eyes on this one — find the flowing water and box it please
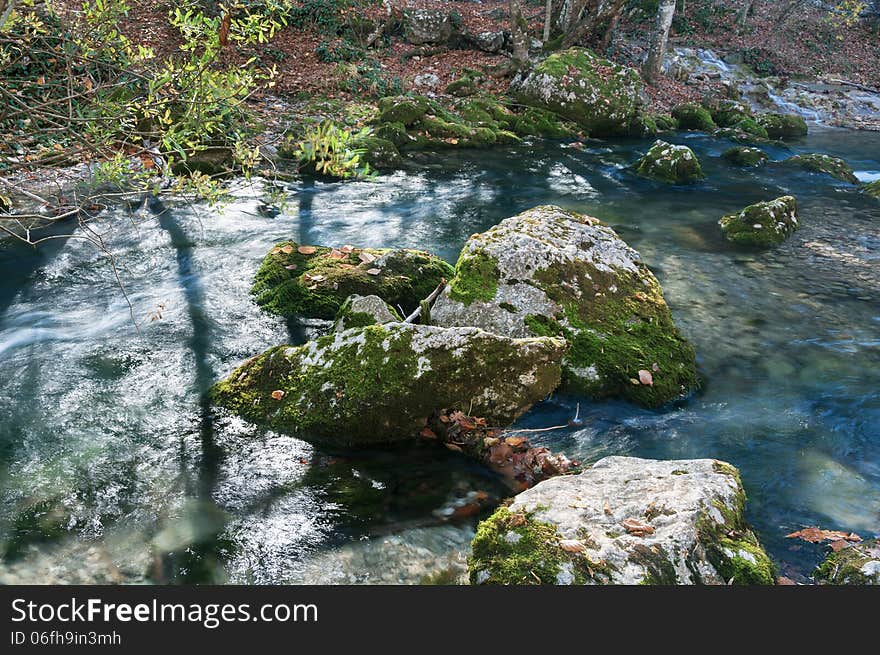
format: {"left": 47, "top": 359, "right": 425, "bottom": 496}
{"left": 1, "top": 128, "right": 878, "bottom": 584}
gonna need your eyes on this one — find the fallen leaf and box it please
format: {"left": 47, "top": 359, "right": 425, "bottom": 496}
{"left": 652, "top": 363, "right": 660, "bottom": 372}
{"left": 505, "top": 436, "right": 528, "bottom": 448}
{"left": 328, "top": 249, "right": 346, "bottom": 259}
{"left": 420, "top": 427, "right": 437, "bottom": 439}
{"left": 776, "top": 576, "right": 797, "bottom": 585}
{"left": 284, "top": 264, "right": 298, "bottom": 270}
{"left": 297, "top": 245, "right": 317, "bottom": 255}
{"left": 270, "top": 390, "right": 285, "bottom": 400}
{"left": 785, "top": 527, "right": 862, "bottom": 544}
{"left": 358, "top": 251, "right": 377, "bottom": 264}
{"left": 559, "top": 539, "right": 587, "bottom": 553}
{"left": 366, "top": 268, "right": 381, "bottom": 275}
{"left": 445, "top": 443, "right": 463, "bottom": 453}
{"left": 281, "top": 244, "right": 294, "bottom": 254}
{"left": 622, "top": 518, "right": 655, "bottom": 537}
{"left": 638, "top": 370, "right": 654, "bottom": 386}
{"left": 509, "top": 513, "right": 527, "bottom": 527}
{"left": 830, "top": 540, "right": 851, "bottom": 553}
{"left": 338, "top": 263, "right": 356, "bottom": 269}
{"left": 340, "top": 245, "right": 355, "bottom": 253}
{"left": 604, "top": 501, "right": 613, "bottom": 516}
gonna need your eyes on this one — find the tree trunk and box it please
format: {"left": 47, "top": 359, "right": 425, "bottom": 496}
{"left": 543, "top": 0, "right": 553, "bottom": 42}
{"left": 508, "top": 0, "right": 530, "bottom": 71}
{"left": 643, "top": 0, "right": 676, "bottom": 84}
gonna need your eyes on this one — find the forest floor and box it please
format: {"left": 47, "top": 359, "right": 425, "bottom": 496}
{"left": 116, "top": 0, "right": 880, "bottom": 113}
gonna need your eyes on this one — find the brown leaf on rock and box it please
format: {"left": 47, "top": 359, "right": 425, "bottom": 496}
{"left": 638, "top": 370, "right": 654, "bottom": 386}
{"left": 622, "top": 518, "right": 655, "bottom": 537}
{"left": 280, "top": 244, "right": 294, "bottom": 254}
{"left": 328, "top": 249, "right": 346, "bottom": 259}
{"left": 366, "top": 268, "right": 381, "bottom": 275}
{"left": 504, "top": 436, "right": 528, "bottom": 448}
{"left": 559, "top": 539, "right": 587, "bottom": 554}
{"left": 358, "top": 251, "right": 377, "bottom": 264}
{"left": 297, "top": 245, "right": 317, "bottom": 255}
{"left": 284, "top": 264, "right": 298, "bottom": 270}
{"left": 340, "top": 245, "right": 355, "bottom": 254}
{"left": 270, "top": 390, "right": 285, "bottom": 400}
{"left": 830, "top": 539, "right": 851, "bottom": 553}
{"left": 420, "top": 427, "right": 437, "bottom": 439}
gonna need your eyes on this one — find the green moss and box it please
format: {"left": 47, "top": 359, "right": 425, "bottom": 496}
{"left": 783, "top": 153, "right": 859, "bottom": 183}
{"left": 447, "top": 248, "right": 499, "bottom": 306}
{"left": 350, "top": 136, "right": 401, "bottom": 170}
{"left": 468, "top": 508, "right": 614, "bottom": 585}
{"left": 630, "top": 544, "right": 678, "bottom": 585}
{"left": 377, "top": 96, "right": 428, "bottom": 126}
{"left": 375, "top": 121, "right": 412, "bottom": 148}
{"left": 530, "top": 260, "right": 699, "bottom": 408}
{"left": 251, "top": 242, "right": 454, "bottom": 320}
{"left": 719, "top": 195, "right": 799, "bottom": 247}
{"left": 815, "top": 539, "right": 880, "bottom": 585}
{"left": 757, "top": 112, "right": 808, "bottom": 139}
{"left": 446, "top": 77, "right": 477, "bottom": 97}
{"left": 710, "top": 101, "right": 752, "bottom": 128}
{"left": 211, "top": 324, "right": 565, "bottom": 446}
{"left": 511, "top": 107, "right": 575, "bottom": 138}
{"left": 332, "top": 295, "right": 403, "bottom": 332}
{"left": 863, "top": 180, "right": 880, "bottom": 198}
{"left": 513, "top": 48, "right": 643, "bottom": 137}
{"left": 499, "top": 302, "right": 517, "bottom": 313}
{"left": 722, "top": 146, "right": 768, "bottom": 167}
{"left": 653, "top": 114, "right": 678, "bottom": 131}
{"left": 671, "top": 103, "right": 716, "bottom": 131}
{"left": 733, "top": 117, "right": 769, "bottom": 140}
{"left": 636, "top": 140, "right": 705, "bottom": 184}
{"left": 629, "top": 114, "right": 659, "bottom": 138}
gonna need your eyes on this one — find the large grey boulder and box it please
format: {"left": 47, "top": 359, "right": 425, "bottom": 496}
{"left": 469, "top": 456, "right": 776, "bottom": 585}
{"left": 402, "top": 9, "right": 458, "bottom": 45}
{"left": 510, "top": 48, "right": 645, "bottom": 137}
{"left": 211, "top": 323, "right": 566, "bottom": 447}
{"left": 431, "top": 206, "right": 698, "bottom": 407}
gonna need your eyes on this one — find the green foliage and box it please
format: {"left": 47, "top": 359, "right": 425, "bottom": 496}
{"left": 291, "top": 121, "right": 374, "bottom": 179}
{"left": 316, "top": 38, "right": 364, "bottom": 62}
{"left": 337, "top": 60, "right": 403, "bottom": 98}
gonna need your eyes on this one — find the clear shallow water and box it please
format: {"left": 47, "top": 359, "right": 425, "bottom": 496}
{"left": 0, "top": 128, "right": 878, "bottom": 584}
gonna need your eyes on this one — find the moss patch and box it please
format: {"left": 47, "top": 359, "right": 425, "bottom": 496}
{"left": 636, "top": 140, "right": 705, "bottom": 184}
{"left": 672, "top": 103, "right": 716, "bottom": 131}
{"left": 782, "top": 153, "right": 858, "bottom": 183}
{"left": 447, "top": 248, "right": 500, "bottom": 306}
{"left": 719, "top": 195, "right": 799, "bottom": 247}
{"left": 815, "top": 539, "right": 880, "bottom": 585}
{"left": 722, "top": 146, "right": 769, "bottom": 167}
{"left": 757, "top": 112, "right": 808, "bottom": 139}
{"left": 251, "top": 242, "right": 454, "bottom": 321}
{"left": 863, "top": 180, "right": 880, "bottom": 199}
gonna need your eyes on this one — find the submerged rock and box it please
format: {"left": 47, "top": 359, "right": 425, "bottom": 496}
{"left": 211, "top": 323, "right": 566, "bottom": 447}
{"left": 719, "top": 196, "right": 799, "bottom": 247}
{"left": 251, "top": 242, "right": 453, "bottom": 321}
{"left": 782, "top": 153, "right": 859, "bottom": 183}
{"left": 635, "top": 140, "right": 705, "bottom": 184}
{"left": 469, "top": 456, "right": 776, "bottom": 585}
{"left": 861, "top": 180, "right": 880, "bottom": 199}
{"left": 431, "top": 205, "right": 698, "bottom": 408}
{"left": 333, "top": 295, "right": 402, "bottom": 332}
{"left": 511, "top": 48, "right": 644, "bottom": 137}
{"left": 671, "top": 102, "right": 716, "bottom": 131}
{"left": 722, "top": 146, "right": 769, "bottom": 167}
{"left": 815, "top": 539, "right": 880, "bottom": 585}
{"left": 707, "top": 99, "right": 752, "bottom": 128}
{"left": 756, "top": 112, "right": 808, "bottom": 139}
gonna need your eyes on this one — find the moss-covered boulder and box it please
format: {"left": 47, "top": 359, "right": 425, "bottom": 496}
{"left": 757, "top": 112, "right": 808, "bottom": 139}
{"left": 510, "top": 48, "right": 644, "bottom": 137}
{"left": 510, "top": 107, "right": 576, "bottom": 138}
{"left": 815, "top": 539, "right": 880, "bottom": 585}
{"left": 446, "top": 77, "right": 478, "bottom": 97}
{"left": 252, "top": 242, "right": 454, "bottom": 321}
{"left": 719, "top": 196, "right": 799, "bottom": 247}
{"left": 469, "top": 456, "right": 776, "bottom": 585}
{"left": 431, "top": 206, "right": 698, "bottom": 408}
{"left": 211, "top": 323, "right": 566, "bottom": 446}
{"left": 863, "top": 180, "right": 880, "bottom": 198}
{"left": 653, "top": 114, "right": 678, "bottom": 131}
{"left": 782, "top": 153, "right": 859, "bottom": 183}
{"left": 351, "top": 136, "right": 401, "bottom": 171}
{"left": 377, "top": 96, "right": 428, "bottom": 126}
{"left": 722, "top": 146, "right": 769, "bottom": 167}
{"left": 708, "top": 100, "right": 752, "bottom": 128}
{"left": 635, "top": 140, "right": 705, "bottom": 184}
{"left": 333, "top": 295, "right": 402, "bottom": 332}
{"left": 672, "top": 103, "right": 716, "bottom": 131}
{"left": 732, "top": 117, "right": 769, "bottom": 140}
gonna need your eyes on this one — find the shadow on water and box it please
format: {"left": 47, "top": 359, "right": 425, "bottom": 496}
{"left": 151, "top": 200, "right": 228, "bottom": 583}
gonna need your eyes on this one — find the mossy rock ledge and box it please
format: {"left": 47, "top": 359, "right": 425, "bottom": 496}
{"left": 815, "top": 539, "right": 880, "bottom": 585}
{"left": 510, "top": 48, "right": 645, "bottom": 137}
{"left": 782, "top": 153, "right": 859, "bottom": 184}
{"left": 431, "top": 205, "right": 698, "bottom": 407}
{"left": 211, "top": 323, "right": 566, "bottom": 447}
{"left": 719, "top": 196, "right": 799, "bottom": 247}
{"left": 861, "top": 180, "right": 880, "bottom": 199}
{"left": 251, "top": 241, "right": 454, "bottom": 321}
{"left": 635, "top": 140, "right": 705, "bottom": 185}
{"left": 469, "top": 456, "right": 776, "bottom": 585}
{"left": 756, "top": 112, "right": 808, "bottom": 140}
